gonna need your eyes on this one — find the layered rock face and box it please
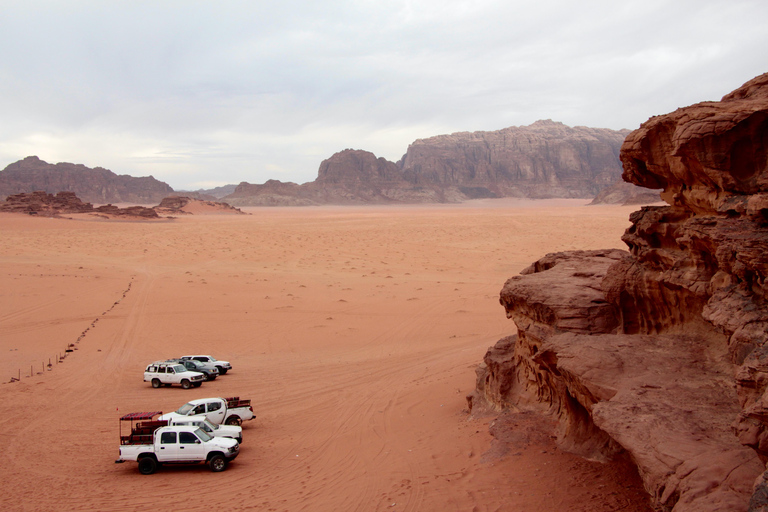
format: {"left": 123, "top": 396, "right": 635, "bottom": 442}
{"left": 469, "top": 73, "right": 768, "bottom": 512}
{"left": 399, "top": 120, "right": 629, "bottom": 198}
{"left": 0, "top": 191, "right": 159, "bottom": 218}
{"left": 225, "top": 122, "right": 629, "bottom": 205}
{"left": 0, "top": 156, "right": 174, "bottom": 204}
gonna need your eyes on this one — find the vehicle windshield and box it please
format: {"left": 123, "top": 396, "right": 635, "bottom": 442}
{"left": 203, "top": 419, "right": 218, "bottom": 430}
{"left": 176, "top": 403, "right": 195, "bottom": 415}
{"left": 190, "top": 361, "right": 204, "bottom": 368}
{"left": 172, "top": 364, "right": 186, "bottom": 373}
{"left": 195, "top": 428, "right": 212, "bottom": 442}
{"left": 207, "top": 357, "right": 218, "bottom": 362}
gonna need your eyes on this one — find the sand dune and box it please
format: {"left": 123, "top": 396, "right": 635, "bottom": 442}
{"left": 0, "top": 199, "right": 652, "bottom": 512}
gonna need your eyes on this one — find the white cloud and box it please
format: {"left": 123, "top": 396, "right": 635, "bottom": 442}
{"left": 0, "top": 0, "right": 766, "bottom": 190}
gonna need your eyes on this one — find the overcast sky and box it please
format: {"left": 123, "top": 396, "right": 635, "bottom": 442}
{"left": 1, "top": 0, "right": 766, "bottom": 190}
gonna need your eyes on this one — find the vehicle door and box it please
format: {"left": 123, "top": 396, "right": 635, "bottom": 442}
{"left": 205, "top": 400, "right": 226, "bottom": 424}
{"left": 178, "top": 430, "right": 206, "bottom": 461}
{"left": 157, "top": 430, "right": 180, "bottom": 462}
{"left": 155, "top": 365, "right": 169, "bottom": 383}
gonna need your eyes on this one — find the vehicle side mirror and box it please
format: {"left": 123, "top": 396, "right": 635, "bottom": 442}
{"left": 196, "top": 440, "right": 201, "bottom": 444}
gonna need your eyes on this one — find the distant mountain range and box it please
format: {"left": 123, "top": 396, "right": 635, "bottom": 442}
{"left": 1, "top": 120, "right": 649, "bottom": 205}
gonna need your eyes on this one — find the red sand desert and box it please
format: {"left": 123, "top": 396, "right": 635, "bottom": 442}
{"left": 0, "top": 199, "right": 653, "bottom": 512}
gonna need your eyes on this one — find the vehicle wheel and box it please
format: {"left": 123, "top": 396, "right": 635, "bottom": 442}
{"left": 151, "top": 379, "right": 161, "bottom": 388}
{"left": 225, "top": 415, "right": 242, "bottom": 426}
{"left": 217, "top": 366, "right": 227, "bottom": 375}
{"left": 138, "top": 457, "right": 157, "bottom": 475}
{"left": 209, "top": 454, "right": 228, "bottom": 472}
{"left": 193, "top": 382, "right": 202, "bottom": 387}
{"left": 181, "top": 379, "right": 191, "bottom": 389}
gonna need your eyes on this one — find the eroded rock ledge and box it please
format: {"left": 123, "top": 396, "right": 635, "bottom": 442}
{"left": 469, "top": 72, "right": 768, "bottom": 512}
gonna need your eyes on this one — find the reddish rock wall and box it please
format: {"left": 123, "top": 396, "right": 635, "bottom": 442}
{"left": 470, "top": 73, "right": 768, "bottom": 512}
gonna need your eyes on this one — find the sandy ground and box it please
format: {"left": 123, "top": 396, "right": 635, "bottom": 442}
{"left": 0, "top": 199, "right": 653, "bottom": 512}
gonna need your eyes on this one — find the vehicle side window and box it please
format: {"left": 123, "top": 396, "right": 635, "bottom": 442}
{"left": 147, "top": 366, "right": 156, "bottom": 372}
{"left": 179, "top": 432, "right": 198, "bottom": 444}
{"left": 194, "top": 357, "right": 203, "bottom": 362}
{"left": 168, "top": 367, "right": 175, "bottom": 374}
{"left": 207, "top": 402, "right": 221, "bottom": 412}
{"left": 160, "top": 432, "right": 176, "bottom": 444}
{"left": 192, "top": 404, "right": 205, "bottom": 415}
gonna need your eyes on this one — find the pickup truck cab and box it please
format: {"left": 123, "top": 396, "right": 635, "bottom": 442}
{"left": 116, "top": 412, "right": 239, "bottom": 474}
{"left": 144, "top": 362, "right": 205, "bottom": 389}
{"left": 180, "top": 355, "right": 232, "bottom": 375}
{"left": 160, "top": 396, "right": 255, "bottom": 426}
{"left": 169, "top": 415, "right": 243, "bottom": 443}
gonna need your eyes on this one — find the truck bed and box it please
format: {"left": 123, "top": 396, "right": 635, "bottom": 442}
{"left": 225, "top": 396, "right": 251, "bottom": 408}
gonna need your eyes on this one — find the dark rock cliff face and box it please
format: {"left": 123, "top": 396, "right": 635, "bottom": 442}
{"left": 0, "top": 191, "right": 159, "bottom": 218}
{"left": 0, "top": 156, "right": 174, "bottom": 204}
{"left": 468, "top": 73, "right": 768, "bottom": 512}
{"left": 225, "top": 121, "right": 629, "bottom": 206}
{"left": 399, "top": 120, "right": 629, "bottom": 199}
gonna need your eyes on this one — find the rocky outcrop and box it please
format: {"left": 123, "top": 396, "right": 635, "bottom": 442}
{"left": 0, "top": 191, "right": 159, "bottom": 218}
{"left": 154, "top": 196, "right": 247, "bottom": 215}
{"left": 0, "top": 156, "right": 174, "bottom": 204}
{"left": 469, "top": 73, "right": 768, "bottom": 512}
{"left": 225, "top": 122, "right": 629, "bottom": 205}
{"left": 589, "top": 181, "right": 663, "bottom": 205}
{"left": 399, "top": 120, "right": 629, "bottom": 198}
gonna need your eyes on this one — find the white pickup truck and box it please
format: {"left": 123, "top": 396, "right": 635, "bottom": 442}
{"left": 160, "top": 397, "right": 255, "bottom": 426}
{"left": 116, "top": 412, "right": 239, "bottom": 474}
{"left": 180, "top": 355, "right": 232, "bottom": 375}
{"left": 169, "top": 415, "right": 243, "bottom": 444}
{"left": 144, "top": 362, "right": 205, "bottom": 389}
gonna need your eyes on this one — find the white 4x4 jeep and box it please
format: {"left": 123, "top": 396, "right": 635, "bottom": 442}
{"left": 180, "top": 355, "right": 232, "bottom": 375}
{"left": 144, "top": 362, "right": 205, "bottom": 389}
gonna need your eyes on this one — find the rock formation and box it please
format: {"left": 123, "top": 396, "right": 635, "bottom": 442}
{"left": 224, "top": 121, "right": 629, "bottom": 206}
{"left": 468, "top": 72, "right": 768, "bottom": 512}
{"left": 0, "top": 156, "right": 174, "bottom": 204}
{"left": 399, "top": 120, "right": 629, "bottom": 198}
{"left": 0, "top": 191, "right": 159, "bottom": 218}
{"left": 154, "top": 196, "right": 247, "bottom": 215}
{"left": 589, "top": 181, "right": 663, "bottom": 205}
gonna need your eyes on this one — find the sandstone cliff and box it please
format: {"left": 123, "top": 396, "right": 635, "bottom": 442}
{"left": 399, "top": 120, "right": 629, "bottom": 198}
{"left": 469, "top": 73, "right": 768, "bottom": 512}
{"left": 0, "top": 156, "right": 174, "bottom": 204}
{"left": 225, "top": 122, "right": 629, "bottom": 206}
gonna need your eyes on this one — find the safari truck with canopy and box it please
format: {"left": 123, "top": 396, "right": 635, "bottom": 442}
{"left": 116, "top": 411, "right": 239, "bottom": 474}
{"left": 160, "top": 396, "right": 255, "bottom": 426}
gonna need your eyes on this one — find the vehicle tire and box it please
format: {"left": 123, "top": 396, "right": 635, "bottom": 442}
{"left": 217, "top": 366, "right": 227, "bottom": 375}
{"left": 208, "top": 454, "right": 228, "bottom": 472}
{"left": 181, "top": 379, "right": 191, "bottom": 389}
{"left": 225, "top": 415, "right": 242, "bottom": 426}
{"left": 138, "top": 456, "right": 157, "bottom": 475}
{"left": 193, "top": 382, "right": 202, "bottom": 387}
{"left": 151, "top": 379, "right": 161, "bottom": 389}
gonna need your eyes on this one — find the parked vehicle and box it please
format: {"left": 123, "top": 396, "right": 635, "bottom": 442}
{"left": 166, "top": 358, "right": 219, "bottom": 381}
{"left": 160, "top": 396, "right": 255, "bottom": 426}
{"left": 169, "top": 415, "right": 243, "bottom": 443}
{"left": 180, "top": 355, "right": 232, "bottom": 375}
{"left": 144, "top": 362, "right": 205, "bottom": 389}
{"left": 116, "top": 411, "right": 239, "bottom": 474}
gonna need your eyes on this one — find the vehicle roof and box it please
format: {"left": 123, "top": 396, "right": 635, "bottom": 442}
{"left": 170, "top": 414, "right": 209, "bottom": 423}
{"left": 120, "top": 411, "right": 162, "bottom": 421}
{"left": 184, "top": 397, "right": 224, "bottom": 405}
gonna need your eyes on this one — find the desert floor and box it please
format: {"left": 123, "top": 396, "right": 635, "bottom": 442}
{"left": 0, "top": 199, "right": 653, "bottom": 512}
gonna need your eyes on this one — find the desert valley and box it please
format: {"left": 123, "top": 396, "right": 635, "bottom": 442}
{"left": 0, "top": 200, "right": 649, "bottom": 512}
{"left": 2, "top": 72, "right": 768, "bottom": 512}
